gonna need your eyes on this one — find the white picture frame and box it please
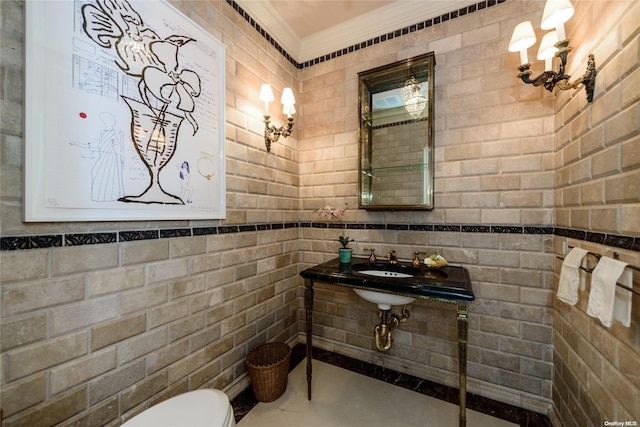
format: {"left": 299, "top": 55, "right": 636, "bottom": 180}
{"left": 24, "top": 0, "right": 226, "bottom": 221}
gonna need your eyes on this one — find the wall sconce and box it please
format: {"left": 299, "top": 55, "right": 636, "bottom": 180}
{"left": 259, "top": 84, "right": 295, "bottom": 152}
{"left": 508, "top": 0, "right": 596, "bottom": 102}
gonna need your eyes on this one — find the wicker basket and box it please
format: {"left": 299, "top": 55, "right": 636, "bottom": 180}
{"left": 246, "top": 342, "right": 291, "bottom": 402}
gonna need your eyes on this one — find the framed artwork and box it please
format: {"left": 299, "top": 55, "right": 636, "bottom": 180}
{"left": 24, "top": 0, "right": 226, "bottom": 221}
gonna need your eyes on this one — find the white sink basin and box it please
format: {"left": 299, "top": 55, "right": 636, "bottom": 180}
{"left": 356, "top": 269, "right": 413, "bottom": 278}
{"left": 354, "top": 289, "right": 415, "bottom": 311}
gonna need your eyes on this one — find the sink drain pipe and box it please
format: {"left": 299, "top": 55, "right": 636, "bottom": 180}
{"left": 374, "top": 305, "right": 410, "bottom": 352}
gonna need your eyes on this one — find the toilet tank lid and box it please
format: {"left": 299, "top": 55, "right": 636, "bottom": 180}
{"left": 122, "top": 389, "right": 231, "bottom": 427}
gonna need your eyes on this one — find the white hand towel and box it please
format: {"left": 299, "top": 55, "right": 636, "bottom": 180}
{"left": 587, "top": 257, "right": 629, "bottom": 328}
{"left": 557, "top": 247, "right": 588, "bottom": 305}
{"left": 613, "top": 269, "right": 633, "bottom": 327}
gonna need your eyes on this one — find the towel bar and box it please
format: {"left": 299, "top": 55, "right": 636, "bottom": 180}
{"left": 557, "top": 251, "right": 640, "bottom": 296}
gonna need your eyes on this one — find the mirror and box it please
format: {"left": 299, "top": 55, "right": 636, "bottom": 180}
{"left": 358, "top": 52, "right": 435, "bottom": 210}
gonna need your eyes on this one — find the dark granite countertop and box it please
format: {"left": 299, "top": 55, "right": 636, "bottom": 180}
{"left": 300, "top": 257, "right": 475, "bottom": 303}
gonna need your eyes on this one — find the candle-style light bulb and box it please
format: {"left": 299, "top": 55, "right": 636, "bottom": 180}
{"left": 537, "top": 31, "right": 559, "bottom": 71}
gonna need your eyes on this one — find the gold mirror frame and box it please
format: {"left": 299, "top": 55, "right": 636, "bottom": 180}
{"left": 358, "top": 52, "right": 435, "bottom": 210}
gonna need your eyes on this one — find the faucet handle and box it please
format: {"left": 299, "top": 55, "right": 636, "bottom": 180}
{"left": 413, "top": 251, "right": 426, "bottom": 267}
{"left": 364, "top": 248, "right": 376, "bottom": 263}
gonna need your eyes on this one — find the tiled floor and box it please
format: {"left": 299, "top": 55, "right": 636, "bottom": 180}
{"left": 237, "top": 359, "right": 516, "bottom": 427}
{"left": 231, "top": 344, "right": 553, "bottom": 427}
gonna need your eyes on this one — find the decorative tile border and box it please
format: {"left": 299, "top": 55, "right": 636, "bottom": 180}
{"left": 226, "top": 0, "right": 507, "bottom": 69}
{"left": 2, "top": 223, "right": 637, "bottom": 252}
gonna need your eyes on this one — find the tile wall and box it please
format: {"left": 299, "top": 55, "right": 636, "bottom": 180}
{"left": 0, "top": 0, "right": 638, "bottom": 426}
{"left": 0, "top": 1, "right": 301, "bottom": 425}
{"left": 551, "top": 1, "right": 640, "bottom": 426}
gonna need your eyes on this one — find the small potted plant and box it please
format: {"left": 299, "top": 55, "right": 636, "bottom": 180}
{"left": 315, "top": 204, "right": 354, "bottom": 263}
{"left": 337, "top": 235, "right": 354, "bottom": 263}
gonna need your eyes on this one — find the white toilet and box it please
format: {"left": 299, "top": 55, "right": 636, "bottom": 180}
{"left": 121, "top": 389, "right": 236, "bottom": 427}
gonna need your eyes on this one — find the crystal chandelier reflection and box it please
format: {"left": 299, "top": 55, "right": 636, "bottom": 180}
{"left": 401, "top": 76, "right": 427, "bottom": 118}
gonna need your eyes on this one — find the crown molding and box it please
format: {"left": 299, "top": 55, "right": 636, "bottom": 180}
{"left": 236, "top": 0, "right": 479, "bottom": 63}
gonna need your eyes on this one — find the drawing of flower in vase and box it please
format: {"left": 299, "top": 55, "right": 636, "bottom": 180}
{"left": 121, "top": 97, "right": 184, "bottom": 204}
{"left": 82, "top": 0, "right": 201, "bottom": 205}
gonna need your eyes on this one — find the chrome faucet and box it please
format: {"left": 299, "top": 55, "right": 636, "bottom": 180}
{"left": 386, "top": 250, "right": 398, "bottom": 264}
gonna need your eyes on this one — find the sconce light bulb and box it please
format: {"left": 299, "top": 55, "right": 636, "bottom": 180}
{"left": 537, "top": 31, "right": 559, "bottom": 70}
{"left": 283, "top": 104, "right": 296, "bottom": 117}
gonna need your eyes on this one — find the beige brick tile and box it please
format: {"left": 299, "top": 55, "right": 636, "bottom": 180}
{"left": 51, "top": 296, "right": 118, "bottom": 336}
{"left": 189, "top": 324, "right": 221, "bottom": 352}
{"left": 146, "top": 259, "right": 188, "bottom": 284}
{"left": 621, "top": 135, "right": 640, "bottom": 170}
{"left": 605, "top": 169, "right": 640, "bottom": 203}
{"left": 2, "top": 278, "right": 85, "bottom": 318}
{"left": 146, "top": 340, "right": 189, "bottom": 375}
{"left": 0, "top": 312, "right": 47, "bottom": 351}
{"left": 480, "top": 208, "right": 521, "bottom": 224}
{"left": 119, "top": 328, "right": 167, "bottom": 364}
{"left": 90, "top": 312, "right": 146, "bottom": 351}
{"left": 167, "top": 349, "right": 205, "bottom": 385}
{"left": 605, "top": 105, "right": 639, "bottom": 145}
{"left": 4, "top": 387, "right": 87, "bottom": 427}
{"left": 88, "top": 360, "right": 146, "bottom": 405}
{"left": 170, "top": 313, "right": 205, "bottom": 343}
{"left": 580, "top": 180, "right": 604, "bottom": 205}
{"left": 0, "top": 373, "right": 47, "bottom": 418}
{"left": 0, "top": 249, "right": 48, "bottom": 283}
{"left": 50, "top": 348, "right": 116, "bottom": 395}
{"left": 122, "top": 240, "right": 169, "bottom": 266}
{"left": 120, "top": 371, "right": 168, "bottom": 414}
{"left": 87, "top": 267, "right": 144, "bottom": 297}
{"left": 120, "top": 284, "right": 168, "bottom": 314}
{"left": 148, "top": 299, "right": 189, "bottom": 329}
{"left": 52, "top": 245, "right": 119, "bottom": 276}
{"left": 621, "top": 65, "right": 640, "bottom": 109}
{"left": 6, "top": 331, "right": 88, "bottom": 381}
{"left": 480, "top": 315, "right": 520, "bottom": 337}
{"left": 593, "top": 84, "right": 621, "bottom": 127}
{"left": 621, "top": 204, "right": 640, "bottom": 234}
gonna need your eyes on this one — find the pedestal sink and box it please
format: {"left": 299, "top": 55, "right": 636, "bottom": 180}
{"left": 350, "top": 263, "right": 419, "bottom": 310}
{"left": 353, "top": 288, "right": 415, "bottom": 310}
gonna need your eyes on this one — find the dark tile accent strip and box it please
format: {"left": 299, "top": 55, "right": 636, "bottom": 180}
{"left": 434, "top": 225, "right": 461, "bottom": 232}
{"left": 604, "top": 234, "right": 634, "bottom": 249}
{"left": 462, "top": 225, "right": 490, "bottom": 233}
{"left": 524, "top": 226, "right": 554, "bottom": 234}
{"left": 346, "top": 223, "right": 366, "bottom": 230}
{"left": 492, "top": 226, "right": 523, "bottom": 233}
{"left": 119, "top": 230, "right": 159, "bottom": 242}
{"left": 226, "top": 0, "right": 505, "bottom": 69}
{"left": 65, "top": 232, "right": 117, "bottom": 246}
{"left": 159, "top": 228, "right": 192, "bottom": 238}
{"left": 387, "top": 224, "right": 409, "bottom": 230}
{"left": 1, "top": 235, "right": 62, "bottom": 251}
{"left": 218, "top": 226, "right": 240, "bottom": 234}
{"left": 193, "top": 227, "right": 218, "bottom": 236}
{"left": 231, "top": 344, "right": 552, "bottom": 427}
{"left": 2, "top": 225, "right": 638, "bottom": 253}
{"left": 585, "top": 232, "right": 606, "bottom": 244}
{"left": 410, "top": 224, "right": 434, "bottom": 231}
{"left": 366, "top": 223, "right": 387, "bottom": 230}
